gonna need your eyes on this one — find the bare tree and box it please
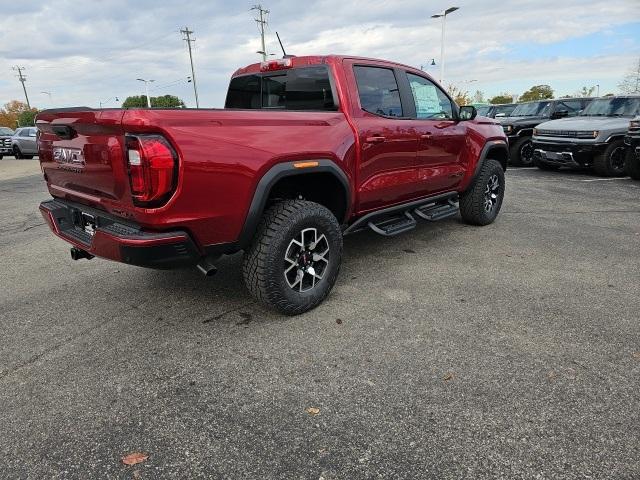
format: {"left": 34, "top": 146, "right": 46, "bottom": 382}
{"left": 619, "top": 58, "right": 640, "bottom": 94}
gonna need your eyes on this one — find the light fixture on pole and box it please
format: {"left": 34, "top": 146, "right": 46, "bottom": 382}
{"left": 431, "top": 6, "right": 459, "bottom": 85}
{"left": 420, "top": 59, "right": 437, "bottom": 71}
{"left": 136, "top": 78, "right": 155, "bottom": 108}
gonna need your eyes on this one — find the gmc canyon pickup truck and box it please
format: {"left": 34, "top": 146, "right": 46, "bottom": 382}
{"left": 36, "top": 55, "right": 508, "bottom": 314}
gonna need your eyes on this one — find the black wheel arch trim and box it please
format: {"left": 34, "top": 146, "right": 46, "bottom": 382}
{"left": 471, "top": 140, "right": 509, "bottom": 183}
{"left": 236, "top": 159, "right": 350, "bottom": 249}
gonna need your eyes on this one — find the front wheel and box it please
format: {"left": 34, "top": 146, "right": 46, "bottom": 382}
{"left": 509, "top": 137, "right": 534, "bottom": 167}
{"left": 593, "top": 140, "right": 626, "bottom": 177}
{"left": 459, "top": 159, "right": 505, "bottom": 226}
{"left": 13, "top": 146, "right": 23, "bottom": 159}
{"left": 243, "top": 200, "right": 343, "bottom": 315}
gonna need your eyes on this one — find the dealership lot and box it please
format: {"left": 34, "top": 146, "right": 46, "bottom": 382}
{"left": 1, "top": 161, "right": 639, "bottom": 478}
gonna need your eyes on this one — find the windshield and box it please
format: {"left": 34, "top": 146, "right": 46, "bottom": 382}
{"left": 494, "top": 104, "right": 516, "bottom": 116}
{"left": 580, "top": 97, "right": 640, "bottom": 117}
{"left": 511, "top": 101, "right": 551, "bottom": 117}
{"left": 476, "top": 106, "right": 490, "bottom": 116}
{"left": 0, "top": 127, "right": 14, "bottom": 135}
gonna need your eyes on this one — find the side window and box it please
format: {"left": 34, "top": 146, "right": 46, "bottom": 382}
{"left": 406, "top": 73, "right": 453, "bottom": 120}
{"left": 353, "top": 66, "right": 403, "bottom": 117}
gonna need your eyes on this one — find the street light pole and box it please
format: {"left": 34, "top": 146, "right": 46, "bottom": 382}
{"left": 431, "top": 6, "right": 459, "bottom": 85}
{"left": 136, "top": 78, "right": 154, "bottom": 108}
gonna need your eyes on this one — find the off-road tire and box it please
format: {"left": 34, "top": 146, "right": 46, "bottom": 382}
{"left": 243, "top": 199, "right": 343, "bottom": 315}
{"left": 459, "top": 159, "right": 505, "bottom": 226}
{"left": 509, "top": 136, "right": 534, "bottom": 167}
{"left": 625, "top": 148, "right": 640, "bottom": 180}
{"left": 593, "top": 140, "right": 626, "bottom": 177}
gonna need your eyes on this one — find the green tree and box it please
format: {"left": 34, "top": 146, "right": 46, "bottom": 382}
{"left": 0, "top": 100, "right": 33, "bottom": 128}
{"left": 519, "top": 85, "right": 554, "bottom": 102}
{"left": 577, "top": 86, "right": 596, "bottom": 97}
{"left": 122, "top": 95, "right": 186, "bottom": 108}
{"left": 488, "top": 94, "right": 512, "bottom": 104}
{"left": 17, "top": 108, "right": 39, "bottom": 126}
{"left": 446, "top": 84, "right": 471, "bottom": 106}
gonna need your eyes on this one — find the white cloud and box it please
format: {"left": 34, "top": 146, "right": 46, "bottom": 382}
{"left": 0, "top": 0, "right": 638, "bottom": 108}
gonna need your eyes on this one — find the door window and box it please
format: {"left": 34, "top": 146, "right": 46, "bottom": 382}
{"left": 406, "top": 73, "right": 453, "bottom": 120}
{"left": 353, "top": 66, "right": 403, "bottom": 117}
{"left": 556, "top": 99, "right": 584, "bottom": 116}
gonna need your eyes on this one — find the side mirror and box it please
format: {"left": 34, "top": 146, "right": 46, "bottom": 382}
{"left": 459, "top": 105, "right": 477, "bottom": 121}
{"left": 552, "top": 110, "right": 569, "bottom": 119}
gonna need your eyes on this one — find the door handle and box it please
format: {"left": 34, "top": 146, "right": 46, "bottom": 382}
{"left": 420, "top": 133, "right": 433, "bottom": 140}
{"left": 365, "top": 135, "right": 386, "bottom": 144}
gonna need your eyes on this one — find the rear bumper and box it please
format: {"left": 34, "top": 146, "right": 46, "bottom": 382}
{"left": 39, "top": 198, "right": 202, "bottom": 269}
{"left": 532, "top": 140, "right": 608, "bottom": 167}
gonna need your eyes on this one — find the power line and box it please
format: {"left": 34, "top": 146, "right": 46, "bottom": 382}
{"left": 12, "top": 66, "right": 31, "bottom": 108}
{"left": 251, "top": 5, "right": 269, "bottom": 61}
{"left": 180, "top": 27, "right": 200, "bottom": 108}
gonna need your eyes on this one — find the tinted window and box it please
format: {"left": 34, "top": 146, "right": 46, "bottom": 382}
{"left": 353, "top": 66, "right": 403, "bottom": 117}
{"left": 511, "top": 101, "right": 552, "bottom": 117}
{"left": 581, "top": 97, "right": 640, "bottom": 117}
{"left": 476, "top": 106, "right": 491, "bottom": 116}
{"left": 225, "top": 66, "right": 336, "bottom": 111}
{"left": 494, "top": 104, "right": 516, "bottom": 116}
{"left": 407, "top": 73, "right": 453, "bottom": 119}
{"left": 556, "top": 99, "right": 583, "bottom": 116}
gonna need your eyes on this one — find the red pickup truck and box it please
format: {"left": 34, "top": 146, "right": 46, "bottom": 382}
{"left": 36, "top": 55, "right": 508, "bottom": 314}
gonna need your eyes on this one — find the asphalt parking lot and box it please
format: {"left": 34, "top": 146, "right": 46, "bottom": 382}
{"left": 1, "top": 159, "right": 639, "bottom": 479}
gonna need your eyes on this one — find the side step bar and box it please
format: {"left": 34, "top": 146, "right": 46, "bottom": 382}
{"left": 343, "top": 191, "right": 459, "bottom": 237}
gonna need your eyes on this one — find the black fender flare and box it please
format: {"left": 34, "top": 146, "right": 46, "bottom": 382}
{"left": 471, "top": 140, "right": 509, "bottom": 179}
{"left": 236, "top": 159, "right": 350, "bottom": 249}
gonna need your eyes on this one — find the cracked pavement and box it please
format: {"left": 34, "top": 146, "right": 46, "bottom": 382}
{"left": 0, "top": 161, "right": 639, "bottom": 479}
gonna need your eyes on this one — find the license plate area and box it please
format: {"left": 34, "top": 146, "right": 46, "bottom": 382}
{"left": 72, "top": 210, "right": 97, "bottom": 237}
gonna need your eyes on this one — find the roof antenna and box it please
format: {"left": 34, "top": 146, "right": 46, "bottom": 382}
{"left": 276, "top": 31, "right": 294, "bottom": 58}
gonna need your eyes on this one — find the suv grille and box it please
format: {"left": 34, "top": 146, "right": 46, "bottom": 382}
{"left": 2, "top": 138, "right": 10, "bottom": 148}
{"left": 536, "top": 129, "right": 595, "bottom": 139}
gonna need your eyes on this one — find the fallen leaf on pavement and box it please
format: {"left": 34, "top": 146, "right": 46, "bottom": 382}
{"left": 306, "top": 406, "right": 321, "bottom": 416}
{"left": 122, "top": 452, "right": 149, "bottom": 466}
{"left": 633, "top": 352, "right": 640, "bottom": 359}
{"left": 443, "top": 372, "right": 455, "bottom": 382}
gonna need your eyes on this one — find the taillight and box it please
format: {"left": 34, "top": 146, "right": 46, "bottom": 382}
{"left": 125, "top": 134, "right": 178, "bottom": 207}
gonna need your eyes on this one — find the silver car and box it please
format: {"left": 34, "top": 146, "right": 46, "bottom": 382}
{"left": 11, "top": 127, "right": 38, "bottom": 159}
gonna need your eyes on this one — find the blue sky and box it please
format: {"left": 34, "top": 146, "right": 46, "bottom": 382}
{"left": 0, "top": 0, "right": 639, "bottom": 108}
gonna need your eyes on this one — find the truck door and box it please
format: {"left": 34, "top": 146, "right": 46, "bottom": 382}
{"left": 401, "top": 71, "right": 466, "bottom": 195}
{"left": 345, "top": 61, "right": 420, "bottom": 212}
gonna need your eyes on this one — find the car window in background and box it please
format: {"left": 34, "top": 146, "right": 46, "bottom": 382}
{"left": 224, "top": 66, "right": 336, "bottom": 111}
{"left": 494, "top": 104, "right": 516, "bottom": 116}
{"left": 580, "top": 97, "right": 640, "bottom": 117}
{"left": 0, "top": 127, "right": 14, "bottom": 135}
{"left": 406, "top": 73, "right": 453, "bottom": 119}
{"left": 476, "top": 106, "right": 490, "bottom": 116}
{"left": 28, "top": 128, "right": 37, "bottom": 137}
{"left": 353, "top": 66, "right": 403, "bottom": 117}
{"left": 511, "top": 101, "right": 552, "bottom": 117}
{"left": 556, "top": 99, "right": 584, "bottom": 116}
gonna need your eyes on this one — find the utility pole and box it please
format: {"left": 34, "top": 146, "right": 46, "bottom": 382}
{"left": 251, "top": 5, "right": 269, "bottom": 61}
{"left": 181, "top": 27, "right": 200, "bottom": 108}
{"left": 13, "top": 66, "right": 31, "bottom": 108}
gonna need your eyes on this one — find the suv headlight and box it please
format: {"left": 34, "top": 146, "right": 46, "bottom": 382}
{"left": 533, "top": 128, "right": 538, "bottom": 136}
{"left": 503, "top": 125, "right": 513, "bottom": 133}
{"left": 630, "top": 119, "right": 640, "bottom": 129}
{"left": 591, "top": 130, "right": 599, "bottom": 138}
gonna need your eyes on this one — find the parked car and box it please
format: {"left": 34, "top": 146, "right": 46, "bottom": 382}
{"left": 12, "top": 127, "right": 38, "bottom": 159}
{"left": 532, "top": 95, "right": 640, "bottom": 176}
{"left": 476, "top": 103, "right": 517, "bottom": 119}
{"left": 0, "top": 126, "right": 15, "bottom": 159}
{"left": 624, "top": 115, "right": 640, "bottom": 180}
{"left": 498, "top": 97, "right": 593, "bottom": 166}
{"left": 36, "top": 55, "right": 508, "bottom": 314}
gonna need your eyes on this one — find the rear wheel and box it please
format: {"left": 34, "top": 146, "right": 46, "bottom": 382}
{"left": 593, "top": 140, "right": 626, "bottom": 177}
{"left": 243, "top": 199, "right": 343, "bottom": 315}
{"left": 459, "top": 159, "right": 505, "bottom": 226}
{"left": 509, "top": 136, "right": 534, "bottom": 167}
{"left": 625, "top": 147, "right": 640, "bottom": 180}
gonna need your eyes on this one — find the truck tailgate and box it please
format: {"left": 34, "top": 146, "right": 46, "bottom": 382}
{"left": 36, "top": 109, "right": 129, "bottom": 209}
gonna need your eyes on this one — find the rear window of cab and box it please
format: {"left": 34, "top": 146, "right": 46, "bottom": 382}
{"left": 225, "top": 65, "right": 337, "bottom": 111}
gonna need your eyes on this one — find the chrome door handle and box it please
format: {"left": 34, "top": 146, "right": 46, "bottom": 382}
{"left": 420, "top": 133, "right": 432, "bottom": 140}
{"left": 365, "top": 135, "right": 386, "bottom": 144}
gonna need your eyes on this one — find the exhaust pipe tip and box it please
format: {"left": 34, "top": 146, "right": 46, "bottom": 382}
{"left": 197, "top": 257, "right": 218, "bottom": 277}
{"left": 70, "top": 247, "right": 94, "bottom": 261}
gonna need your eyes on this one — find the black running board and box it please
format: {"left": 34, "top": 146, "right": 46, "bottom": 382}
{"left": 344, "top": 191, "right": 459, "bottom": 237}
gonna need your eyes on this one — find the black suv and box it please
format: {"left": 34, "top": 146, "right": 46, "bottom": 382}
{"left": 498, "top": 97, "right": 593, "bottom": 166}
{"left": 0, "top": 126, "right": 15, "bottom": 159}
{"left": 625, "top": 116, "right": 640, "bottom": 180}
